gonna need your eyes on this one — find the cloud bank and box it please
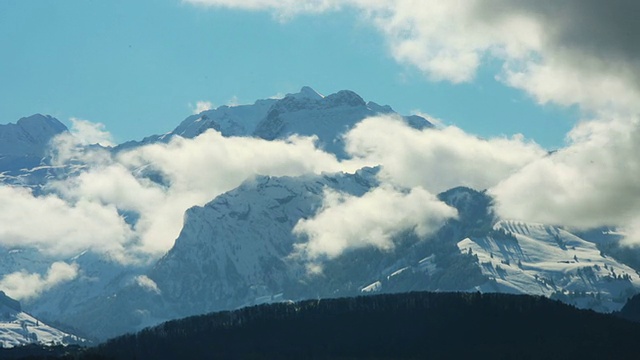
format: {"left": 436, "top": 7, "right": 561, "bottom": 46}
{"left": 32, "top": 128, "right": 364, "bottom": 262}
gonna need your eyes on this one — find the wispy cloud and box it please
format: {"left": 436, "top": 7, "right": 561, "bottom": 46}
{"left": 190, "top": 101, "right": 214, "bottom": 114}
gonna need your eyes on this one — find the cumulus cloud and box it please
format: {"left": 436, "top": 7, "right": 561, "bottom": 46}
{"left": 293, "top": 185, "right": 457, "bottom": 268}
{"left": 288, "top": 115, "right": 543, "bottom": 266}
{"left": 345, "top": 115, "right": 545, "bottom": 193}
{"left": 288, "top": 114, "right": 542, "bottom": 264}
{"left": 0, "top": 262, "right": 79, "bottom": 301}
{"left": 491, "top": 115, "right": 640, "bottom": 229}
{"left": 41, "top": 127, "right": 364, "bottom": 260}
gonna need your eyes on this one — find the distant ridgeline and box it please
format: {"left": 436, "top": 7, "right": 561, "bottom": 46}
{"left": 7, "top": 291, "right": 640, "bottom": 359}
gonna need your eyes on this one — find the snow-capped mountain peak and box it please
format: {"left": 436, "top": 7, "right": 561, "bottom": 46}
{"left": 324, "top": 89, "right": 366, "bottom": 107}
{"left": 0, "top": 114, "right": 68, "bottom": 178}
{"left": 0, "top": 114, "right": 67, "bottom": 157}
{"left": 116, "top": 87, "right": 431, "bottom": 159}
{"left": 285, "top": 86, "right": 324, "bottom": 101}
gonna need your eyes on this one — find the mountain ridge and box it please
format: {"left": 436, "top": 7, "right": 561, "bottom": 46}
{"left": 1, "top": 88, "right": 639, "bottom": 343}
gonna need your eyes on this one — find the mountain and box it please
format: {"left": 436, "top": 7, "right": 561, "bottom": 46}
{"left": 0, "top": 291, "right": 84, "bottom": 348}
{"left": 0, "top": 114, "right": 67, "bottom": 159}
{"left": 150, "top": 168, "right": 379, "bottom": 310}
{"left": 3, "top": 88, "right": 640, "bottom": 343}
{"left": 57, "top": 292, "right": 640, "bottom": 359}
{"left": 54, "top": 168, "right": 381, "bottom": 339}
{"left": 23, "top": 251, "right": 148, "bottom": 328}
{"left": 617, "top": 293, "right": 640, "bottom": 323}
{"left": 0, "top": 114, "right": 67, "bottom": 183}
{"left": 37, "top": 178, "right": 640, "bottom": 341}
{"left": 457, "top": 221, "right": 640, "bottom": 312}
{"left": 251, "top": 88, "right": 431, "bottom": 157}
{"left": 49, "top": 185, "right": 489, "bottom": 340}
{"left": 0, "top": 89, "right": 435, "bottom": 340}
{"left": 117, "top": 86, "right": 432, "bottom": 158}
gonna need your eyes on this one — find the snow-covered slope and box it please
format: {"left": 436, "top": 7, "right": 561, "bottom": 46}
{"left": 53, "top": 168, "right": 379, "bottom": 339}
{"left": 457, "top": 220, "right": 640, "bottom": 312}
{"left": 0, "top": 291, "right": 83, "bottom": 348}
{"left": 150, "top": 168, "right": 378, "bottom": 312}
{"left": 57, "top": 180, "right": 491, "bottom": 340}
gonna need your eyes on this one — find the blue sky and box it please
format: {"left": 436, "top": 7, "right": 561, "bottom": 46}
{"left": 1, "top": 0, "right": 578, "bottom": 148}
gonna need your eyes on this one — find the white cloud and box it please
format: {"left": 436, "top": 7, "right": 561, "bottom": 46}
{"left": 0, "top": 262, "right": 79, "bottom": 301}
{"left": 344, "top": 115, "right": 545, "bottom": 193}
{"left": 191, "top": 101, "right": 214, "bottom": 114}
{"left": 68, "top": 118, "right": 115, "bottom": 147}
{"left": 134, "top": 275, "right": 161, "bottom": 294}
{"left": 49, "top": 121, "right": 114, "bottom": 167}
{"left": 42, "top": 126, "right": 365, "bottom": 260}
{"left": 0, "top": 185, "right": 133, "bottom": 262}
{"left": 491, "top": 115, "right": 640, "bottom": 231}
{"left": 290, "top": 115, "right": 545, "bottom": 268}
{"left": 293, "top": 185, "right": 457, "bottom": 267}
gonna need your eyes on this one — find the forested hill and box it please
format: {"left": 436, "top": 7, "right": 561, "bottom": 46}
{"left": 9, "top": 292, "right": 627, "bottom": 359}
